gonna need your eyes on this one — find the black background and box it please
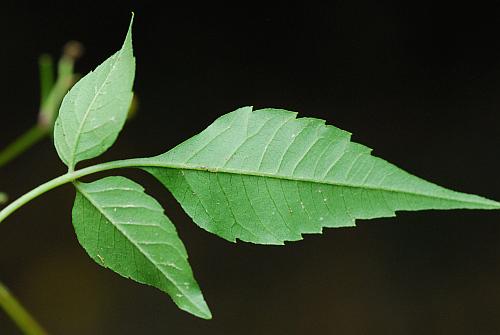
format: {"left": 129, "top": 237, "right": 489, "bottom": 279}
{"left": 1, "top": 2, "right": 500, "bottom": 334}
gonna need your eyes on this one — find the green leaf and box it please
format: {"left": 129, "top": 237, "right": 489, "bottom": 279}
{"left": 54, "top": 16, "right": 135, "bottom": 170}
{"left": 142, "top": 106, "right": 500, "bottom": 244}
{"left": 72, "top": 176, "right": 211, "bottom": 319}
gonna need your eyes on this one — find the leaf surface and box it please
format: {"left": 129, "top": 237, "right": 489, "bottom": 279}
{"left": 142, "top": 106, "right": 500, "bottom": 244}
{"left": 54, "top": 17, "right": 135, "bottom": 169}
{"left": 72, "top": 176, "right": 211, "bottom": 319}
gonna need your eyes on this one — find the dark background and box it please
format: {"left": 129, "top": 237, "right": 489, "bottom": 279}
{"left": 1, "top": 2, "right": 500, "bottom": 334}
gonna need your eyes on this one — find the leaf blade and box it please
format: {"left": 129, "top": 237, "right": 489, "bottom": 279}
{"left": 54, "top": 16, "right": 135, "bottom": 169}
{"left": 72, "top": 176, "right": 211, "bottom": 319}
{"left": 141, "top": 107, "right": 499, "bottom": 244}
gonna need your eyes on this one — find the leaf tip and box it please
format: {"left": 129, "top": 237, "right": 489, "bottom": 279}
{"left": 124, "top": 12, "right": 135, "bottom": 47}
{"left": 471, "top": 195, "right": 500, "bottom": 210}
{"left": 198, "top": 308, "right": 213, "bottom": 320}
{"left": 181, "top": 296, "right": 212, "bottom": 319}
{"left": 129, "top": 12, "right": 135, "bottom": 27}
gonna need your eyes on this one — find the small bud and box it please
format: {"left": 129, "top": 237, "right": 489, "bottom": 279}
{"left": 63, "top": 41, "right": 84, "bottom": 61}
{"left": 0, "top": 192, "right": 8, "bottom": 205}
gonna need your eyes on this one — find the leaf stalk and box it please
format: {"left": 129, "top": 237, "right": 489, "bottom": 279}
{"left": 0, "top": 280, "right": 48, "bottom": 335}
{"left": 0, "top": 158, "right": 146, "bottom": 224}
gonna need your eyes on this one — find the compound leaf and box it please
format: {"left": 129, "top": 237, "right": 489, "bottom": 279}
{"left": 72, "top": 176, "right": 211, "bottom": 319}
{"left": 141, "top": 106, "right": 500, "bottom": 244}
{"left": 54, "top": 16, "right": 135, "bottom": 170}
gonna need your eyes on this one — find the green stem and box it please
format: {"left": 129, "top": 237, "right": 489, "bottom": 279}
{"left": 0, "top": 281, "right": 48, "bottom": 335}
{"left": 0, "top": 42, "right": 82, "bottom": 335}
{"left": 0, "top": 158, "right": 146, "bottom": 224}
{"left": 0, "top": 126, "right": 46, "bottom": 168}
{"left": 38, "top": 54, "right": 55, "bottom": 105}
{"left": 0, "top": 43, "right": 81, "bottom": 170}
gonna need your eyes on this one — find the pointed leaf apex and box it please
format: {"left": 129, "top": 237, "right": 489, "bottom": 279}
{"left": 54, "top": 15, "right": 136, "bottom": 168}
{"left": 125, "top": 12, "right": 134, "bottom": 45}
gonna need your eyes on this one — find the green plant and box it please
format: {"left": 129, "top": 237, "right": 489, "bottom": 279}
{"left": 1, "top": 14, "right": 499, "bottom": 331}
{"left": 0, "top": 42, "right": 82, "bottom": 169}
